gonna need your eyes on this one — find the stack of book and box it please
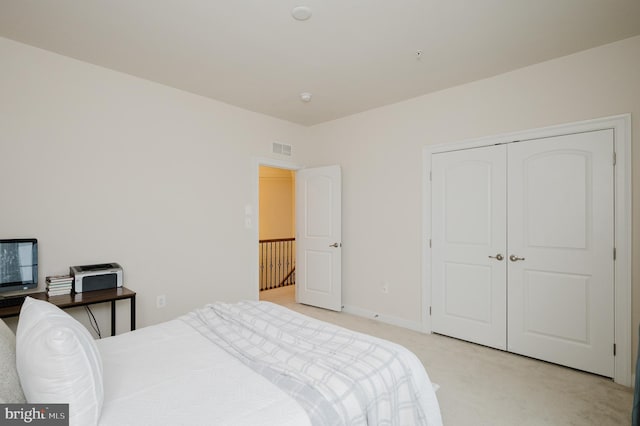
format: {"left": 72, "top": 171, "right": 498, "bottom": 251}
{"left": 46, "top": 275, "right": 73, "bottom": 297}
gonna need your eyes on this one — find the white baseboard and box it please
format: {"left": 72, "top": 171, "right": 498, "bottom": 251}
{"left": 342, "top": 304, "right": 423, "bottom": 333}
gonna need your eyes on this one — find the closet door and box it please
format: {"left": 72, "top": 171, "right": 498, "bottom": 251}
{"left": 431, "top": 145, "right": 507, "bottom": 350}
{"left": 507, "top": 130, "right": 614, "bottom": 377}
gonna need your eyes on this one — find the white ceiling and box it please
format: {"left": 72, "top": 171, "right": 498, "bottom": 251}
{"left": 1, "top": 1, "right": 639, "bottom": 126}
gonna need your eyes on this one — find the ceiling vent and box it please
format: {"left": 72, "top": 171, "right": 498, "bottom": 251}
{"left": 272, "top": 142, "right": 292, "bottom": 156}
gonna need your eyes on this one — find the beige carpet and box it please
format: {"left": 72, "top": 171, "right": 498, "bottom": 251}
{"left": 260, "top": 286, "right": 633, "bottom": 425}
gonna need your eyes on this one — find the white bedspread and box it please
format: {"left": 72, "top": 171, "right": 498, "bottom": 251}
{"left": 182, "top": 301, "right": 443, "bottom": 426}
{"left": 97, "top": 319, "right": 311, "bottom": 426}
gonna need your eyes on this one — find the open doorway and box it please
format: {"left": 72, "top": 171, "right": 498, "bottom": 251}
{"left": 258, "top": 166, "right": 296, "bottom": 304}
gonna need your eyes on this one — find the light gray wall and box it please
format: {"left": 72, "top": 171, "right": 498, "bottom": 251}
{"left": 300, "top": 36, "right": 640, "bottom": 346}
{"left": 2, "top": 33, "right": 639, "bottom": 372}
{"left": 0, "top": 37, "right": 305, "bottom": 331}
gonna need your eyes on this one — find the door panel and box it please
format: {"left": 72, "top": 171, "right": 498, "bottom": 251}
{"left": 522, "top": 270, "right": 591, "bottom": 343}
{"left": 304, "top": 250, "right": 333, "bottom": 292}
{"left": 507, "top": 130, "right": 614, "bottom": 377}
{"left": 524, "top": 152, "right": 589, "bottom": 249}
{"left": 296, "top": 166, "right": 342, "bottom": 311}
{"left": 431, "top": 145, "right": 507, "bottom": 350}
{"left": 444, "top": 263, "right": 492, "bottom": 323}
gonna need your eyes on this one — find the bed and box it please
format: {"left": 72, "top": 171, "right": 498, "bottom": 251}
{"left": 2, "top": 296, "right": 443, "bottom": 426}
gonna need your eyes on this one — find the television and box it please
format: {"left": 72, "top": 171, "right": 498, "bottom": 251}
{"left": 0, "top": 238, "right": 38, "bottom": 294}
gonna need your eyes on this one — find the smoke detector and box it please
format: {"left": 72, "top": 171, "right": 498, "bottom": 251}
{"left": 300, "top": 92, "right": 312, "bottom": 103}
{"left": 291, "top": 6, "right": 312, "bottom": 21}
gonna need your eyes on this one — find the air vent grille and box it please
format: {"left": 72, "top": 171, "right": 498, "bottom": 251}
{"left": 272, "top": 142, "right": 292, "bottom": 156}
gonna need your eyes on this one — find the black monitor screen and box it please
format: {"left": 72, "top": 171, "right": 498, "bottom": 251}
{"left": 0, "top": 238, "right": 38, "bottom": 293}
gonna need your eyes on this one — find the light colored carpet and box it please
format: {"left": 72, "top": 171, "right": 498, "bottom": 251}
{"left": 260, "top": 285, "right": 633, "bottom": 425}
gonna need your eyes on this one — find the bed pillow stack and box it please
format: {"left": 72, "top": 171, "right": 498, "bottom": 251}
{"left": 16, "top": 297, "right": 104, "bottom": 426}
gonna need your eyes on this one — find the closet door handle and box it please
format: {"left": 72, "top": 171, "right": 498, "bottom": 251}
{"left": 509, "top": 255, "right": 525, "bottom": 262}
{"left": 488, "top": 254, "right": 504, "bottom": 261}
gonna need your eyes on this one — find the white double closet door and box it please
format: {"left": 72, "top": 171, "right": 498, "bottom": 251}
{"left": 431, "top": 130, "right": 614, "bottom": 377}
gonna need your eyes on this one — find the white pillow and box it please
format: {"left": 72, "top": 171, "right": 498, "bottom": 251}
{"left": 16, "top": 297, "right": 103, "bottom": 426}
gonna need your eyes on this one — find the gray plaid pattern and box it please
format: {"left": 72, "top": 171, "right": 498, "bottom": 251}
{"left": 181, "top": 301, "right": 442, "bottom": 426}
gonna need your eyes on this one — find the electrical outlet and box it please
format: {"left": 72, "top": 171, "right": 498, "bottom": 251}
{"left": 156, "top": 295, "right": 166, "bottom": 308}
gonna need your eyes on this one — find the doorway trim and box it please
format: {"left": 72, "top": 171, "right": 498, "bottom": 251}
{"left": 251, "top": 157, "right": 303, "bottom": 301}
{"left": 422, "top": 114, "right": 632, "bottom": 385}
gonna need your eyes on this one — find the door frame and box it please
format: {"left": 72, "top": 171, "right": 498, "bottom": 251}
{"left": 422, "top": 114, "right": 632, "bottom": 385}
{"left": 251, "top": 157, "right": 302, "bottom": 301}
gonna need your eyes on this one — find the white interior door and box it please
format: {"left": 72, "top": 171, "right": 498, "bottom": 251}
{"left": 296, "top": 165, "right": 342, "bottom": 311}
{"left": 507, "top": 130, "right": 615, "bottom": 377}
{"left": 431, "top": 145, "right": 507, "bottom": 350}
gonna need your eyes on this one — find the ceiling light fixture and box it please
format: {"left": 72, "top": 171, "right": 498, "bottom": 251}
{"left": 291, "top": 6, "right": 312, "bottom": 21}
{"left": 300, "top": 92, "right": 312, "bottom": 103}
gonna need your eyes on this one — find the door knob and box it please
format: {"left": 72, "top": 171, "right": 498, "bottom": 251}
{"left": 488, "top": 254, "right": 504, "bottom": 261}
{"left": 509, "top": 255, "right": 525, "bottom": 262}
{"left": 329, "top": 242, "right": 340, "bottom": 248}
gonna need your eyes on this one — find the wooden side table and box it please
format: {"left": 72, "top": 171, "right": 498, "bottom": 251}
{"left": 0, "top": 287, "right": 136, "bottom": 336}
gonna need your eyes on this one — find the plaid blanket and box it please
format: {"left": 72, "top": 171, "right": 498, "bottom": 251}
{"left": 181, "top": 301, "right": 442, "bottom": 426}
